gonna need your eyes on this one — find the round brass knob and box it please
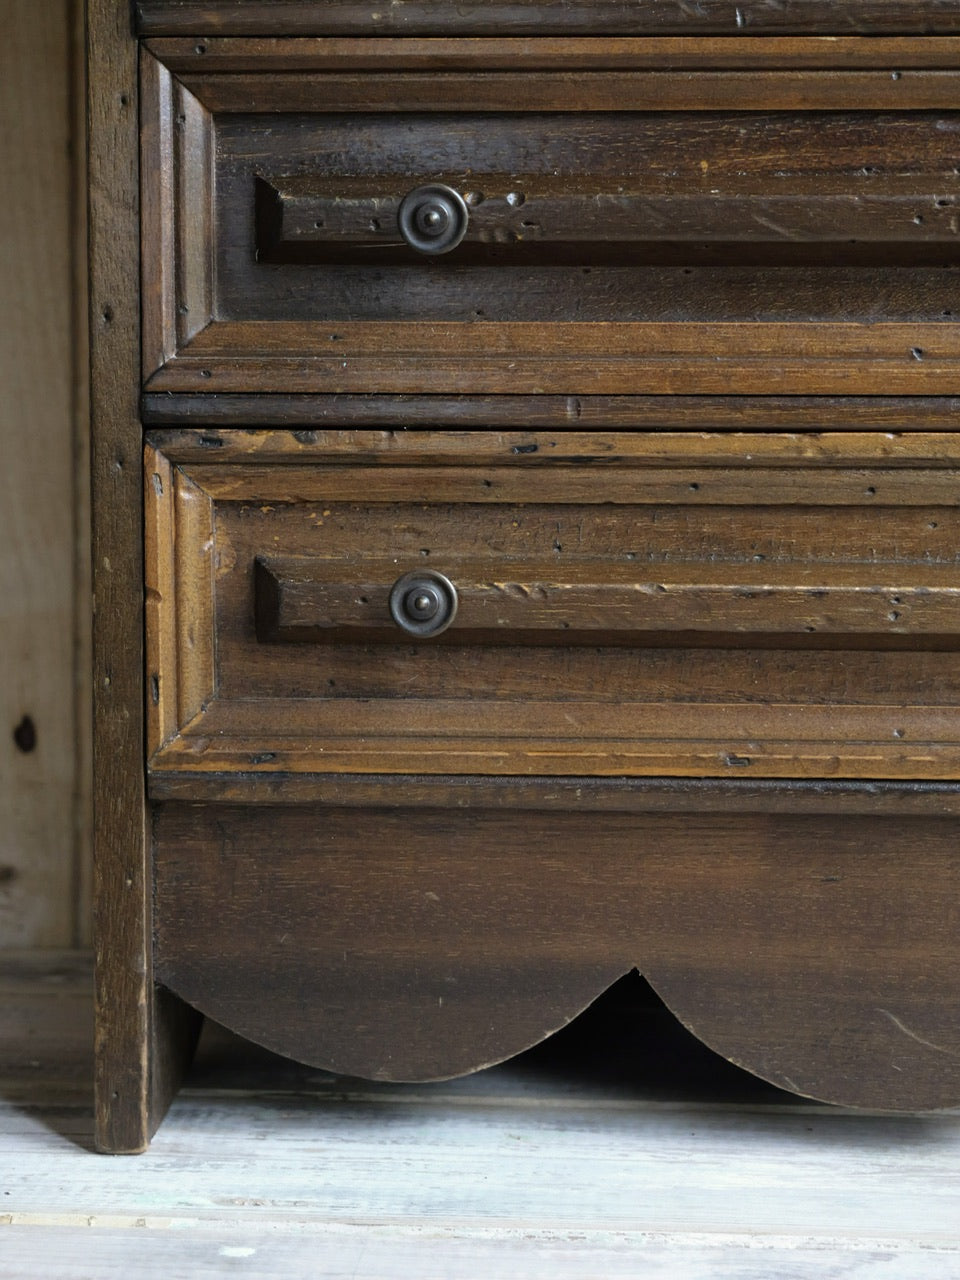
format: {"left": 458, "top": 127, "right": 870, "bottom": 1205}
{"left": 397, "top": 184, "right": 469, "bottom": 255}
{"left": 389, "top": 570, "right": 459, "bottom": 637}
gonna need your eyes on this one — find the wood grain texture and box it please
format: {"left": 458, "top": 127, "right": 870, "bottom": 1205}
{"left": 140, "top": 50, "right": 216, "bottom": 379}
{"left": 143, "top": 447, "right": 178, "bottom": 752}
{"left": 141, "top": 394, "right": 960, "bottom": 430}
{"left": 134, "top": 2, "right": 960, "bottom": 37}
{"left": 257, "top": 554, "right": 960, "bottom": 643}
{"left": 143, "top": 35, "right": 960, "bottom": 72}
{"left": 88, "top": 0, "right": 199, "bottom": 1154}
{"left": 154, "top": 802, "right": 960, "bottom": 1110}
{"left": 145, "top": 430, "right": 960, "bottom": 785}
{"left": 145, "top": 772, "right": 960, "bottom": 813}
{"left": 152, "top": 322, "right": 960, "bottom": 396}
{"left": 142, "top": 40, "right": 960, "bottom": 396}
{"left": 263, "top": 174, "right": 960, "bottom": 257}
{"left": 147, "top": 425, "right": 960, "bottom": 466}
{"left": 104, "top": 19, "right": 960, "bottom": 1152}
{"left": 0, "top": 0, "right": 83, "bottom": 947}
{"left": 176, "top": 68, "right": 960, "bottom": 113}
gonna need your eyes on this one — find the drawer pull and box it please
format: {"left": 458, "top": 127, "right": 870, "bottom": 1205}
{"left": 389, "top": 570, "right": 459, "bottom": 637}
{"left": 258, "top": 171, "right": 960, "bottom": 263}
{"left": 397, "top": 184, "right": 469, "bottom": 255}
{"left": 255, "top": 557, "right": 957, "bottom": 647}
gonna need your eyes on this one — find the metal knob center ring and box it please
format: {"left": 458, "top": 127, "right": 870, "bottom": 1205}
{"left": 389, "top": 570, "right": 459, "bottom": 637}
{"left": 397, "top": 184, "right": 469, "bottom": 255}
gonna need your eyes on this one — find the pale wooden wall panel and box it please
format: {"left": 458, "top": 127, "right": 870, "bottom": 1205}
{"left": 0, "top": 0, "right": 87, "bottom": 946}
{"left": 72, "top": 0, "right": 91, "bottom": 949}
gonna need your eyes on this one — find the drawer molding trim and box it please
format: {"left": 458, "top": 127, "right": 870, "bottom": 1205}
{"left": 136, "top": 8, "right": 960, "bottom": 37}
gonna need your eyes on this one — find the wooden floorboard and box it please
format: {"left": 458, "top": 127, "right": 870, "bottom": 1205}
{"left": 1, "top": 951, "right": 959, "bottom": 1278}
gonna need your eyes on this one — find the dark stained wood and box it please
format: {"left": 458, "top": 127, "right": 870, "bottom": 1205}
{"left": 141, "top": 394, "right": 960, "bottom": 430}
{"left": 140, "top": 49, "right": 216, "bottom": 380}
{"left": 143, "top": 36, "right": 960, "bottom": 72}
{"left": 153, "top": 802, "right": 960, "bottom": 1111}
{"left": 88, "top": 0, "right": 200, "bottom": 1155}
{"left": 175, "top": 69, "right": 960, "bottom": 113}
{"left": 100, "top": 19, "right": 960, "bottom": 1141}
{"left": 261, "top": 173, "right": 960, "bottom": 258}
{"left": 146, "top": 772, "right": 960, "bottom": 815}
{"left": 257, "top": 554, "right": 960, "bottom": 644}
{"left": 135, "top": 3, "right": 960, "bottom": 38}
{"left": 148, "top": 427, "right": 960, "bottom": 485}
{"left": 150, "top": 322, "right": 960, "bottom": 395}
{"left": 138, "top": 49, "right": 175, "bottom": 381}
{"left": 145, "top": 430, "right": 960, "bottom": 786}
{"left": 141, "top": 39, "right": 960, "bottom": 396}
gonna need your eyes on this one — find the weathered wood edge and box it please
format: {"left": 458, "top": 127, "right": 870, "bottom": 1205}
{"left": 141, "top": 394, "right": 960, "bottom": 431}
{"left": 133, "top": 2, "right": 960, "bottom": 39}
{"left": 156, "top": 60, "right": 960, "bottom": 113}
{"left": 146, "top": 321, "right": 960, "bottom": 398}
{"left": 145, "top": 425, "right": 960, "bottom": 466}
{"left": 88, "top": 0, "right": 199, "bottom": 1155}
{"left": 142, "top": 35, "right": 960, "bottom": 71}
{"left": 148, "top": 773, "right": 960, "bottom": 815}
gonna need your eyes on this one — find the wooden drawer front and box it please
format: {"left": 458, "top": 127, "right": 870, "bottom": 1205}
{"left": 143, "top": 38, "right": 960, "bottom": 396}
{"left": 146, "top": 429, "right": 960, "bottom": 787}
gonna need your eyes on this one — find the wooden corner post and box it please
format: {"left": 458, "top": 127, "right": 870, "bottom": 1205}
{"left": 88, "top": 0, "right": 199, "bottom": 1154}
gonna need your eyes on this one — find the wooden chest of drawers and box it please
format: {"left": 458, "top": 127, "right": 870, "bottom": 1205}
{"left": 91, "top": 0, "right": 960, "bottom": 1151}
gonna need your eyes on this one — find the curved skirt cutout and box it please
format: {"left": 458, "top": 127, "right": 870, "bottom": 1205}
{"left": 154, "top": 802, "right": 960, "bottom": 1109}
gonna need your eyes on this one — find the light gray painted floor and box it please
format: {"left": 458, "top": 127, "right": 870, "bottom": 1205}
{"left": 1, "top": 951, "right": 959, "bottom": 1279}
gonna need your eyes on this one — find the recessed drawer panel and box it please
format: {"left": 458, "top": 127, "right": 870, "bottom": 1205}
{"left": 145, "top": 429, "right": 960, "bottom": 787}
{"left": 142, "top": 38, "right": 960, "bottom": 396}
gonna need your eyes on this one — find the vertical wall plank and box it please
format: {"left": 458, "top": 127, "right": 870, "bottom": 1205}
{"left": 0, "top": 1, "right": 85, "bottom": 946}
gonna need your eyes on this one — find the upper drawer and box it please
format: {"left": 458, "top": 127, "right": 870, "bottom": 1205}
{"left": 142, "top": 38, "right": 960, "bottom": 396}
{"left": 136, "top": 1, "right": 960, "bottom": 37}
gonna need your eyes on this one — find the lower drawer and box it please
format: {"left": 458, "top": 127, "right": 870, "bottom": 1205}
{"left": 145, "top": 428, "right": 960, "bottom": 789}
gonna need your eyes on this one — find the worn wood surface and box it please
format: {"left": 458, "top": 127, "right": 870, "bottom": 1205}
{"left": 263, "top": 173, "right": 960, "bottom": 257}
{"left": 151, "top": 322, "right": 960, "bottom": 396}
{"left": 146, "top": 430, "right": 960, "bottom": 783}
{"left": 4, "top": 953, "right": 960, "bottom": 1276}
{"left": 0, "top": 0, "right": 87, "bottom": 948}
{"left": 143, "top": 35, "right": 960, "bottom": 72}
{"left": 141, "top": 37, "right": 960, "bottom": 396}
{"left": 134, "top": 1, "right": 960, "bottom": 37}
{"left": 175, "top": 66, "right": 960, "bottom": 113}
{"left": 146, "top": 426, "right": 960, "bottom": 464}
{"left": 88, "top": 0, "right": 199, "bottom": 1154}
{"left": 153, "top": 803, "right": 960, "bottom": 1111}
{"left": 257, "top": 555, "right": 960, "bottom": 643}
{"left": 98, "top": 16, "right": 960, "bottom": 1155}
{"left": 146, "top": 772, "right": 960, "bottom": 812}
{"left": 141, "top": 394, "right": 960, "bottom": 429}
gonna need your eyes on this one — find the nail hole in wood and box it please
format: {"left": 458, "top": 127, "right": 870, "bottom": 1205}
{"left": 13, "top": 716, "right": 37, "bottom": 753}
